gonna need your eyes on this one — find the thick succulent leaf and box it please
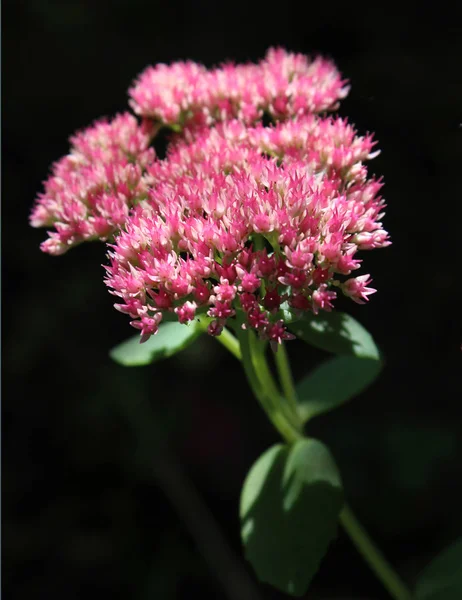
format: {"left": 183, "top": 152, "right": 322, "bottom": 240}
{"left": 289, "top": 311, "right": 380, "bottom": 360}
{"left": 110, "top": 320, "right": 202, "bottom": 366}
{"left": 296, "top": 355, "right": 382, "bottom": 421}
{"left": 240, "top": 439, "right": 343, "bottom": 596}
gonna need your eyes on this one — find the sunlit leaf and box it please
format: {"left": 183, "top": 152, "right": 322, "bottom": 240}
{"left": 289, "top": 311, "right": 380, "bottom": 360}
{"left": 110, "top": 321, "right": 202, "bottom": 366}
{"left": 240, "top": 439, "right": 343, "bottom": 596}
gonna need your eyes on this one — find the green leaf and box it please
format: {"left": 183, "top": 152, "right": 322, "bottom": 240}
{"left": 288, "top": 311, "right": 380, "bottom": 360}
{"left": 415, "top": 538, "right": 462, "bottom": 599}
{"left": 110, "top": 321, "right": 202, "bottom": 366}
{"left": 240, "top": 439, "right": 343, "bottom": 596}
{"left": 296, "top": 355, "right": 382, "bottom": 421}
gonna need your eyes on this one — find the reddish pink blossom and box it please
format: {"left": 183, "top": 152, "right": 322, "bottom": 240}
{"left": 105, "top": 142, "right": 389, "bottom": 343}
{"left": 31, "top": 48, "right": 390, "bottom": 346}
{"left": 175, "top": 301, "right": 197, "bottom": 323}
{"left": 129, "top": 61, "right": 210, "bottom": 126}
{"left": 30, "top": 113, "right": 155, "bottom": 255}
{"left": 312, "top": 284, "right": 337, "bottom": 314}
{"left": 129, "top": 47, "right": 348, "bottom": 130}
{"left": 155, "top": 114, "right": 381, "bottom": 190}
{"left": 342, "top": 274, "right": 377, "bottom": 304}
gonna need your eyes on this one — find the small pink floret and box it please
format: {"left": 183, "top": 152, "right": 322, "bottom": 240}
{"left": 342, "top": 275, "right": 377, "bottom": 304}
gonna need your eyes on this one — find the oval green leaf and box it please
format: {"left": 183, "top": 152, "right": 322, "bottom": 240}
{"left": 415, "top": 538, "right": 462, "bottom": 600}
{"left": 296, "top": 355, "right": 382, "bottom": 421}
{"left": 288, "top": 312, "right": 380, "bottom": 360}
{"left": 110, "top": 320, "right": 202, "bottom": 366}
{"left": 240, "top": 439, "right": 344, "bottom": 596}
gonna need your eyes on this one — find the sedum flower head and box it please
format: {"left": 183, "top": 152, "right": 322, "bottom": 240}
{"left": 129, "top": 47, "right": 348, "bottom": 130}
{"left": 30, "top": 113, "right": 155, "bottom": 255}
{"left": 30, "top": 48, "right": 390, "bottom": 345}
{"left": 104, "top": 123, "right": 389, "bottom": 343}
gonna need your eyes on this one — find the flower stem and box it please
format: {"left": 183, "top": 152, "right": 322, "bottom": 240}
{"left": 236, "top": 326, "right": 303, "bottom": 443}
{"left": 249, "top": 332, "right": 303, "bottom": 438}
{"left": 274, "top": 342, "right": 299, "bottom": 415}
{"left": 340, "top": 505, "right": 413, "bottom": 600}
{"left": 197, "top": 316, "right": 242, "bottom": 360}
{"left": 216, "top": 327, "right": 242, "bottom": 360}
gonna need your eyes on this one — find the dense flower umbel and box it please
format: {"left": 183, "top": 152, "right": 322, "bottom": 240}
{"left": 31, "top": 47, "right": 390, "bottom": 345}
{"left": 161, "top": 115, "right": 380, "bottom": 187}
{"left": 105, "top": 131, "right": 389, "bottom": 343}
{"left": 30, "top": 113, "right": 155, "bottom": 255}
{"left": 129, "top": 48, "right": 349, "bottom": 130}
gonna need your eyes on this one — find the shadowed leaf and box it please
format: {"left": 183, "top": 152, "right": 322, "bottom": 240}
{"left": 297, "top": 355, "right": 382, "bottom": 421}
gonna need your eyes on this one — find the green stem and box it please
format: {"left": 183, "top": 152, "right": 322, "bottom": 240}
{"left": 248, "top": 332, "right": 281, "bottom": 406}
{"left": 236, "top": 326, "right": 303, "bottom": 443}
{"left": 340, "top": 505, "right": 413, "bottom": 600}
{"left": 197, "top": 316, "right": 242, "bottom": 361}
{"left": 216, "top": 327, "right": 242, "bottom": 360}
{"left": 248, "top": 332, "right": 302, "bottom": 434}
{"left": 219, "top": 314, "right": 302, "bottom": 435}
{"left": 274, "top": 342, "right": 299, "bottom": 415}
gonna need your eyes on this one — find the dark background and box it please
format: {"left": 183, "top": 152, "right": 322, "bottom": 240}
{"left": 3, "top": 1, "right": 461, "bottom": 598}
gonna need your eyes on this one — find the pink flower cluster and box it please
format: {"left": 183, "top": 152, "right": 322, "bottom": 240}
{"left": 105, "top": 120, "right": 388, "bottom": 343}
{"left": 31, "top": 48, "right": 390, "bottom": 344}
{"left": 129, "top": 47, "right": 348, "bottom": 129}
{"left": 160, "top": 115, "right": 379, "bottom": 185}
{"left": 30, "top": 113, "right": 155, "bottom": 255}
